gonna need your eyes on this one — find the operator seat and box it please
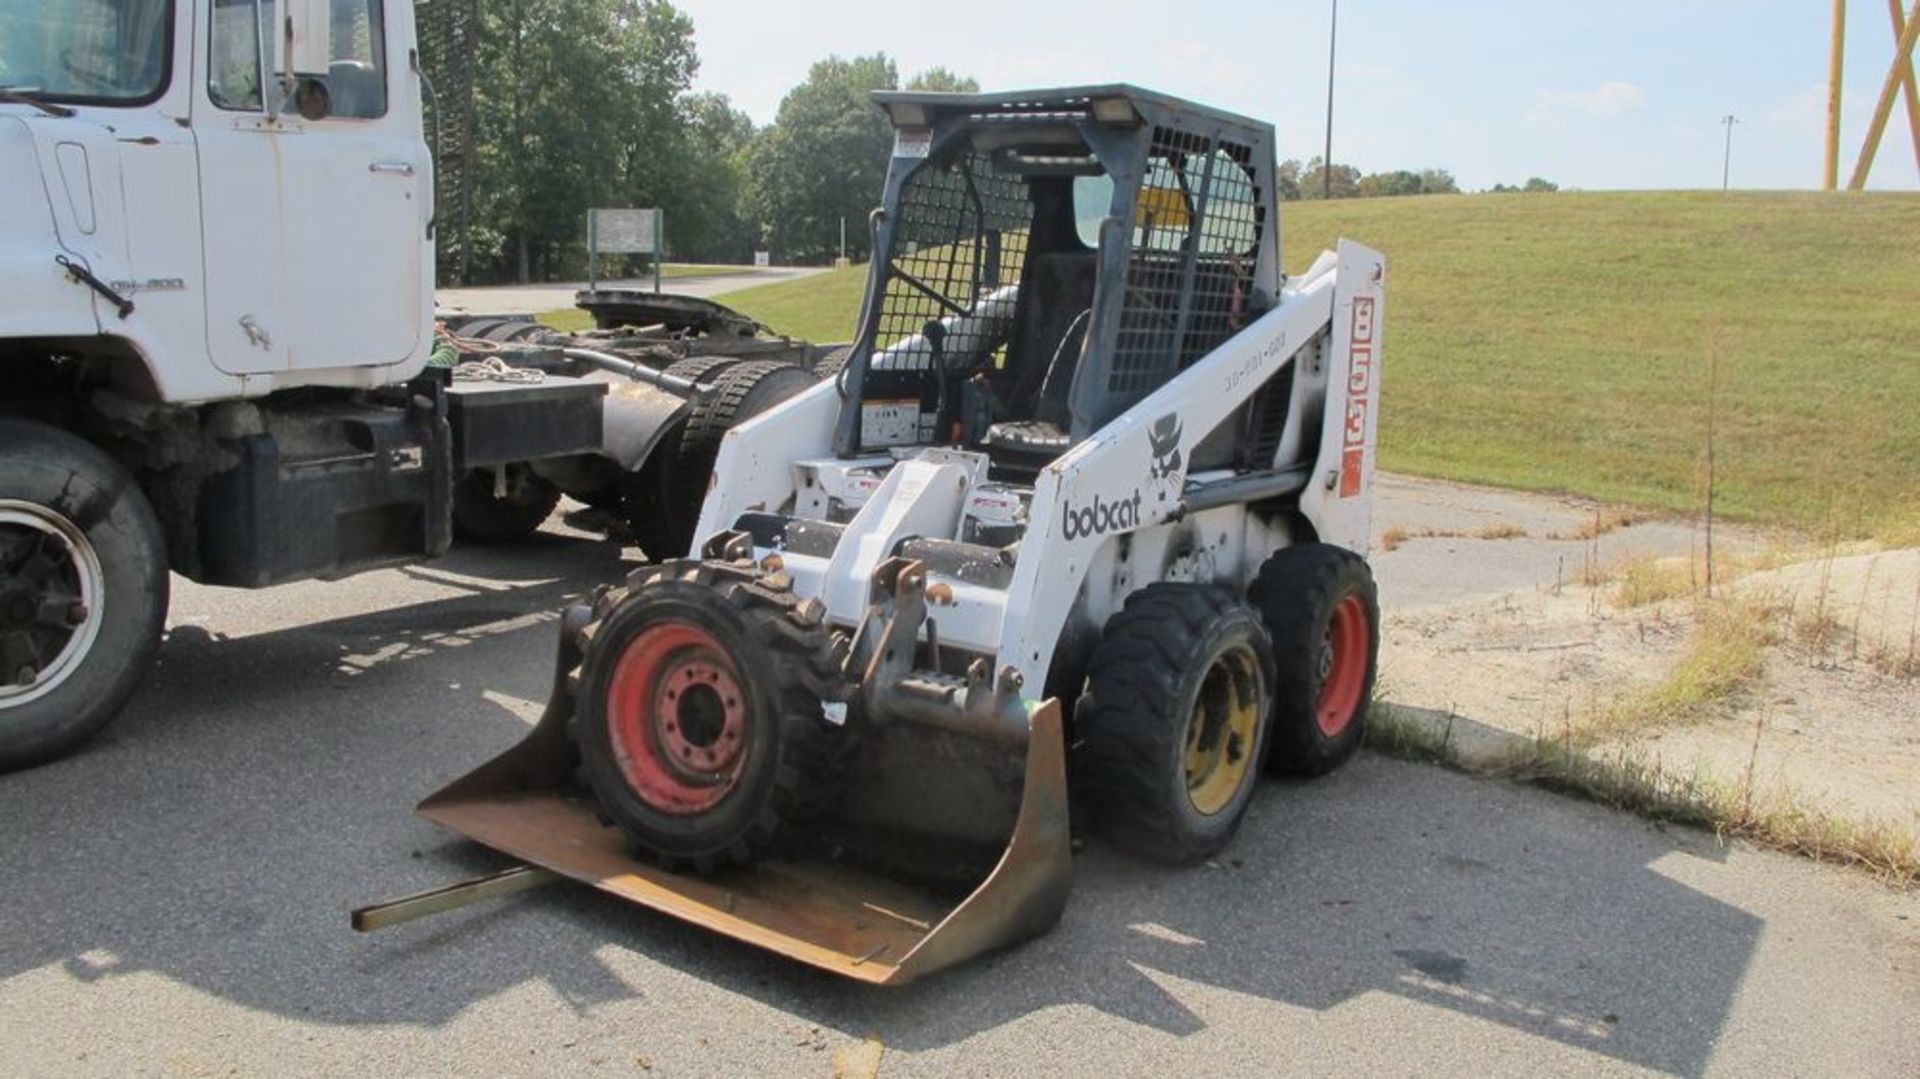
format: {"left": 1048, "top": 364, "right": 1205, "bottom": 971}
{"left": 981, "top": 251, "right": 1096, "bottom": 475}
{"left": 979, "top": 315, "right": 1084, "bottom": 473}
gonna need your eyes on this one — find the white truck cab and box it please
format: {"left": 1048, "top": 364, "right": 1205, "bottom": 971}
{"left": 1, "top": 0, "right": 433, "bottom": 400}
{"left": 0, "top": 1, "right": 746, "bottom": 771}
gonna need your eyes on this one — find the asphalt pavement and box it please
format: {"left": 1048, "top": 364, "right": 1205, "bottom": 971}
{"left": 1, "top": 516, "right": 1916, "bottom": 1078}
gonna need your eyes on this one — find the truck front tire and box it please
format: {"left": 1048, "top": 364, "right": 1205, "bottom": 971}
{"left": 0, "top": 419, "right": 168, "bottom": 771}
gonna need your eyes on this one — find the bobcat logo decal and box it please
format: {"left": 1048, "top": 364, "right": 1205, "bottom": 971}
{"left": 1148, "top": 413, "right": 1183, "bottom": 481}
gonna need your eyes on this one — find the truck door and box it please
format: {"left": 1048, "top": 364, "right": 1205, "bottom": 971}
{"left": 199, "top": 0, "right": 428, "bottom": 377}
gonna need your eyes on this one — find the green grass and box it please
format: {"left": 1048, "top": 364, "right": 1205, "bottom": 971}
{"left": 607, "top": 193, "right": 1920, "bottom": 540}
{"left": 707, "top": 262, "right": 871, "bottom": 343}
{"left": 1282, "top": 192, "right": 1920, "bottom": 543}
{"left": 630, "top": 262, "right": 772, "bottom": 280}
{"left": 537, "top": 264, "right": 860, "bottom": 337}
{"left": 537, "top": 308, "right": 593, "bottom": 332}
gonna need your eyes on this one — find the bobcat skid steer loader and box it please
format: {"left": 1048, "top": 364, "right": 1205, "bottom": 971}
{"left": 357, "top": 86, "right": 1387, "bottom": 984}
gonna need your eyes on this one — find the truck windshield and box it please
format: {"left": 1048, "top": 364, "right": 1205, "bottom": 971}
{"left": 0, "top": 0, "right": 173, "bottom": 105}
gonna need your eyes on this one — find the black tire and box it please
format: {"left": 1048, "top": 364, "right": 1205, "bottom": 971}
{"left": 570, "top": 560, "right": 845, "bottom": 872}
{"left": 478, "top": 318, "right": 537, "bottom": 341}
{"left": 450, "top": 317, "right": 513, "bottom": 340}
{"left": 666, "top": 360, "right": 817, "bottom": 541}
{"left": 811, "top": 344, "right": 854, "bottom": 380}
{"left": 450, "top": 465, "right": 561, "bottom": 544}
{"left": 1074, "top": 584, "right": 1276, "bottom": 864}
{"left": 0, "top": 419, "right": 169, "bottom": 771}
{"left": 1248, "top": 543, "right": 1380, "bottom": 776}
{"left": 619, "top": 437, "right": 685, "bottom": 561}
{"left": 660, "top": 355, "right": 750, "bottom": 385}
{"left": 618, "top": 356, "right": 791, "bottom": 561}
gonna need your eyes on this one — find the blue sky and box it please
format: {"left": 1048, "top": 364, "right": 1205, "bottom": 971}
{"left": 671, "top": 0, "right": 1920, "bottom": 192}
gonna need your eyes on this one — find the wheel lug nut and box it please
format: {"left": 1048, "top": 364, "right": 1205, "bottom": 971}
{"left": 14, "top": 665, "right": 35, "bottom": 687}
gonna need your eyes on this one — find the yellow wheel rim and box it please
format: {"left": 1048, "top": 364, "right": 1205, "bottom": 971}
{"left": 1183, "top": 645, "right": 1262, "bottom": 816}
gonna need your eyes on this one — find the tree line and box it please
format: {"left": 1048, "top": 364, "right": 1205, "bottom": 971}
{"left": 447, "top": 1, "right": 1535, "bottom": 283}
{"left": 448, "top": 1, "right": 962, "bottom": 281}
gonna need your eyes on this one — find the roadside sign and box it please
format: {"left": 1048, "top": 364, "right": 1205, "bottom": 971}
{"left": 588, "top": 208, "right": 663, "bottom": 291}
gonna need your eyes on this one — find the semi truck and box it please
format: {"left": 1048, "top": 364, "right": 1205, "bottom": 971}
{"left": 0, "top": 0, "right": 822, "bottom": 768}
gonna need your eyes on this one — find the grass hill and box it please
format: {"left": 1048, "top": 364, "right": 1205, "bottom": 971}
{"left": 713, "top": 192, "right": 1920, "bottom": 541}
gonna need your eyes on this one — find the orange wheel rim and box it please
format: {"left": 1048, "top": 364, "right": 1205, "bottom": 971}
{"left": 605, "top": 621, "right": 749, "bottom": 815}
{"left": 1314, "top": 594, "right": 1369, "bottom": 738}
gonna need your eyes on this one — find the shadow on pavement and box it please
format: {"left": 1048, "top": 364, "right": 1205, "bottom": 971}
{"left": 0, "top": 533, "right": 1757, "bottom": 1077}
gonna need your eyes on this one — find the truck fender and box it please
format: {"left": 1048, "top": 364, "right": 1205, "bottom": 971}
{"left": 581, "top": 370, "right": 691, "bottom": 472}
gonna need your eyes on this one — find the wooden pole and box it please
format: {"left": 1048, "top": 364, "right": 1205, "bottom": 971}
{"left": 1847, "top": 0, "right": 1920, "bottom": 188}
{"left": 1889, "top": 0, "right": 1920, "bottom": 175}
{"left": 1827, "top": 0, "right": 1848, "bottom": 190}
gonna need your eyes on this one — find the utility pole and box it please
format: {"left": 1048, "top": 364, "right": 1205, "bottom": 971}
{"left": 1323, "top": 0, "right": 1339, "bottom": 198}
{"left": 1721, "top": 114, "right": 1739, "bottom": 190}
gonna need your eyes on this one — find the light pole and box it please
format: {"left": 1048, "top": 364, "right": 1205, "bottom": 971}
{"left": 1721, "top": 114, "right": 1739, "bottom": 190}
{"left": 1323, "top": 0, "right": 1339, "bottom": 198}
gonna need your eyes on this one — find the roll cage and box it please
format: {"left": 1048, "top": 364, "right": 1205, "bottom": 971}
{"left": 832, "top": 85, "right": 1284, "bottom": 463}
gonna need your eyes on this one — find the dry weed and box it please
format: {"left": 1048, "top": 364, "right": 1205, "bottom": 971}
{"left": 1378, "top": 523, "right": 1529, "bottom": 553}
{"left": 1546, "top": 508, "right": 1654, "bottom": 541}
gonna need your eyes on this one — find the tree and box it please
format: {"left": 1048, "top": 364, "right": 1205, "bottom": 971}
{"left": 747, "top": 54, "right": 899, "bottom": 263}
{"left": 1523, "top": 176, "right": 1560, "bottom": 192}
{"left": 467, "top": 0, "right": 699, "bottom": 282}
{"left": 1298, "top": 156, "right": 1361, "bottom": 200}
{"left": 1417, "top": 168, "right": 1459, "bottom": 194}
{"left": 746, "top": 56, "right": 979, "bottom": 264}
{"left": 1357, "top": 169, "right": 1423, "bottom": 198}
{"left": 905, "top": 67, "right": 978, "bottom": 93}
{"left": 1276, "top": 159, "right": 1304, "bottom": 201}
{"left": 664, "top": 92, "right": 757, "bottom": 262}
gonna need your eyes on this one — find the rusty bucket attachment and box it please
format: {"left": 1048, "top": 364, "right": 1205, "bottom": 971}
{"left": 361, "top": 604, "right": 1072, "bottom": 985}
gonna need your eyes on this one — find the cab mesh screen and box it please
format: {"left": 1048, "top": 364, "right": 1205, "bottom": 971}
{"left": 872, "top": 152, "right": 1033, "bottom": 368}
{"left": 1110, "top": 127, "right": 1262, "bottom": 396}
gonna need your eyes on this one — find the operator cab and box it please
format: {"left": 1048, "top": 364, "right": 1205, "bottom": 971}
{"left": 833, "top": 86, "right": 1285, "bottom": 482}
